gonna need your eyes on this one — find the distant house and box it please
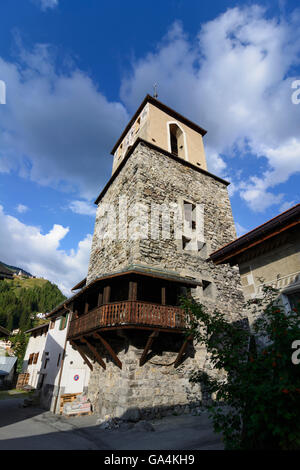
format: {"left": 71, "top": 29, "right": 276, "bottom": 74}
{"left": 0, "top": 356, "right": 17, "bottom": 389}
{"left": 36, "top": 313, "right": 46, "bottom": 319}
{"left": 210, "top": 203, "right": 300, "bottom": 321}
{"left": 0, "top": 263, "right": 13, "bottom": 281}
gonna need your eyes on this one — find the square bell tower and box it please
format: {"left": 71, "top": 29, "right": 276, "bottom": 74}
{"left": 67, "top": 95, "right": 245, "bottom": 421}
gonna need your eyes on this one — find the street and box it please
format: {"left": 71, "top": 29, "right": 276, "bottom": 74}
{"left": 0, "top": 398, "right": 223, "bottom": 450}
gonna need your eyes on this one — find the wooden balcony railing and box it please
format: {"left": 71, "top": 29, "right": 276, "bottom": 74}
{"left": 68, "top": 301, "right": 186, "bottom": 339}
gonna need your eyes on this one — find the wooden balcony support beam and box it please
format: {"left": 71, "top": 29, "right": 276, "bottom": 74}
{"left": 93, "top": 332, "right": 122, "bottom": 369}
{"left": 128, "top": 281, "right": 137, "bottom": 301}
{"left": 103, "top": 286, "right": 111, "bottom": 304}
{"left": 174, "top": 335, "right": 193, "bottom": 368}
{"left": 81, "top": 337, "right": 106, "bottom": 370}
{"left": 97, "top": 291, "right": 103, "bottom": 307}
{"left": 161, "top": 287, "right": 166, "bottom": 306}
{"left": 140, "top": 331, "right": 159, "bottom": 366}
{"left": 70, "top": 340, "right": 93, "bottom": 371}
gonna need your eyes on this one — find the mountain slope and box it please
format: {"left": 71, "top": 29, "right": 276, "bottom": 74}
{"left": 0, "top": 277, "right": 66, "bottom": 332}
{"left": 0, "top": 261, "right": 32, "bottom": 277}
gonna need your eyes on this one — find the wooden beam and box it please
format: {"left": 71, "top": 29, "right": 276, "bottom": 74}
{"left": 139, "top": 331, "right": 159, "bottom": 366}
{"left": 174, "top": 335, "right": 193, "bottom": 368}
{"left": 97, "top": 291, "right": 103, "bottom": 307}
{"left": 70, "top": 340, "right": 93, "bottom": 371}
{"left": 84, "top": 302, "right": 89, "bottom": 314}
{"left": 81, "top": 337, "right": 106, "bottom": 370}
{"left": 93, "top": 332, "right": 122, "bottom": 369}
{"left": 103, "top": 286, "right": 111, "bottom": 304}
{"left": 128, "top": 281, "right": 137, "bottom": 301}
{"left": 161, "top": 287, "right": 166, "bottom": 306}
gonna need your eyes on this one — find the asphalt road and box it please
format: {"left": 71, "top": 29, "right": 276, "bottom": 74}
{"left": 0, "top": 398, "right": 223, "bottom": 450}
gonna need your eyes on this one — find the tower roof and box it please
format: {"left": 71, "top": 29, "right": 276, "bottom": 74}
{"left": 111, "top": 94, "right": 207, "bottom": 155}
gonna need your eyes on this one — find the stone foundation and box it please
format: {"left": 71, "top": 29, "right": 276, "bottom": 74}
{"left": 86, "top": 330, "right": 219, "bottom": 420}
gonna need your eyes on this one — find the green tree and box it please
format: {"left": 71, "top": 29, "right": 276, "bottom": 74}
{"left": 9, "top": 331, "right": 29, "bottom": 373}
{"left": 181, "top": 286, "right": 300, "bottom": 450}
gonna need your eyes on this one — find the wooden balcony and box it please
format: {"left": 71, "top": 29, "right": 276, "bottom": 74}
{"left": 68, "top": 300, "right": 186, "bottom": 339}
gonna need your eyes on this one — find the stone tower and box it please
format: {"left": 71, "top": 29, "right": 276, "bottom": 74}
{"left": 67, "top": 95, "right": 245, "bottom": 420}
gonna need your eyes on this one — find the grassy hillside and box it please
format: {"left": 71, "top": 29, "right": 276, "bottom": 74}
{"left": 0, "top": 277, "right": 66, "bottom": 332}
{"left": 4, "top": 277, "right": 49, "bottom": 295}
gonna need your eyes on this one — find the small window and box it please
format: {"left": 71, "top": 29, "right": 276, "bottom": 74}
{"left": 170, "top": 128, "right": 178, "bottom": 156}
{"left": 169, "top": 123, "right": 185, "bottom": 158}
{"left": 183, "top": 201, "right": 196, "bottom": 229}
{"left": 287, "top": 291, "right": 300, "bottom": 310}
{"left": 135, "top": 117, "right": 141, "bottom": 133}
{"left": 33, "top": 352, "right": 39, "bottom": 364}
{"left": 182, "top": 235, "right": 191, "bottom": 250}
{"left": 44, "top": 356, "right": 50, "bottom": 369}
{"left": 59, "top": 313, "right": 69, "bottom": 330}
{"left": 28, "top": 353, "right": 34, "bottom": 365}
{"left": 57, "top": 353, "right": 61, "bottom": 367}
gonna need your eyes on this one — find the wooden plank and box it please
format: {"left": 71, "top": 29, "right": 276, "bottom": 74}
{"left": 70, "top": 340, "right": 93, "bottom": 371}
{"left": 80, "top": 337, "right": 106, "bottom": 370}
{"left": 174, "top": 335, "right": 193, "bottom": 368}
{"left": 103, "top": 286, "right": 111, "bottom": 304}
{"left": 97, "top": 291, "right": 103, "bottom": 307}
{"left": 139, "top": 331, "right": 159, "bottom": 366}
{"left": 128, "top": 281, "right": 137, "bottom": 301}
{"left": 161, "top": 287, "right": 166, "bottom": 306}
{"left": 93, "top": 332, "right": 122, "bottom": 369}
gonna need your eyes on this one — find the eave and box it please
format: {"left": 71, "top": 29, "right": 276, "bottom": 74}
{"left": 210, "top": 203, "right": 300, "bottom": 265}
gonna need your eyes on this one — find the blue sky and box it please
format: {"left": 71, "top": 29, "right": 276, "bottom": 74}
{"left": 0, "top": 0, "right": 299, "bottom": 295}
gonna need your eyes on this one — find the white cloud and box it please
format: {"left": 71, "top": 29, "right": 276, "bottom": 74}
{"left": 69, "top": 200, "right": 97, "bottom": 217}
{"left": 0, "top": 205, "right": 92, "bottom": 296}
{"left": 16, "top": 204, "right": 29, "bottom": 214}
{"left": 0, "top": 41, "right": 128, "bottom": 200}
{"left": 279, "top": 200, "right": 297, "bottom": 212}
{"left": 121, "top": 6, "right": 300, "bottom": 212}
{"left": 34, "top": 0, "right": 59, "bottom": 11}
{"left": 235, "top": 222, "right": 248, "bottom": 237}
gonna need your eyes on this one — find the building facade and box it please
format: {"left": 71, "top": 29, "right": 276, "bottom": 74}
{"left": 210, "top": 204, "right": 300, "bottom": 323}
{"left": 23, "top": 315, "right": 90, "bottom": 413}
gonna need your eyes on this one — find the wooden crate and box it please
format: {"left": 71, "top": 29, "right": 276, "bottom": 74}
{"left": 59, "top": 393, "right": 80, "bottom": 415}
{"left": 16, "top": 373, "right": 30, "bottom": 389}
{"left": 64, "top": 411, "right": 92, "bottom": 418}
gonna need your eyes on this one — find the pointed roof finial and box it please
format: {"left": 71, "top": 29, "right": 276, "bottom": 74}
{"left": 153, "top": 83, "right": 158, "bottom": 99}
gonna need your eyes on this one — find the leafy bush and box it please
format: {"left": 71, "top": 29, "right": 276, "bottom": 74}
{"left": 181, "top": 286, "right": 300, "bottom": 450}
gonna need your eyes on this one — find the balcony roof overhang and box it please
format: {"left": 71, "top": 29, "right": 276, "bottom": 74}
{"left": 46, "top": 266, "right": 200, "bottom": 319}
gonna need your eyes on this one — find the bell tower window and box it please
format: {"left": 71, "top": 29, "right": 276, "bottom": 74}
{"left": 169, "top": 123, "right": 185, "bottom": 159}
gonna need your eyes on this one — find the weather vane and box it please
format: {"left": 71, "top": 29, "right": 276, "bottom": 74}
{"left": 153, "top": 83, "right": 158, "bottom": 99}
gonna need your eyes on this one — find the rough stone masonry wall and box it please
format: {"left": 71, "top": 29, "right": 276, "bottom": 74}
{"left": 86, "top": 331, "right": 213, "bottom": 421}
{"left": 86, "top": 142, "right": 246, "bottom": 419}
